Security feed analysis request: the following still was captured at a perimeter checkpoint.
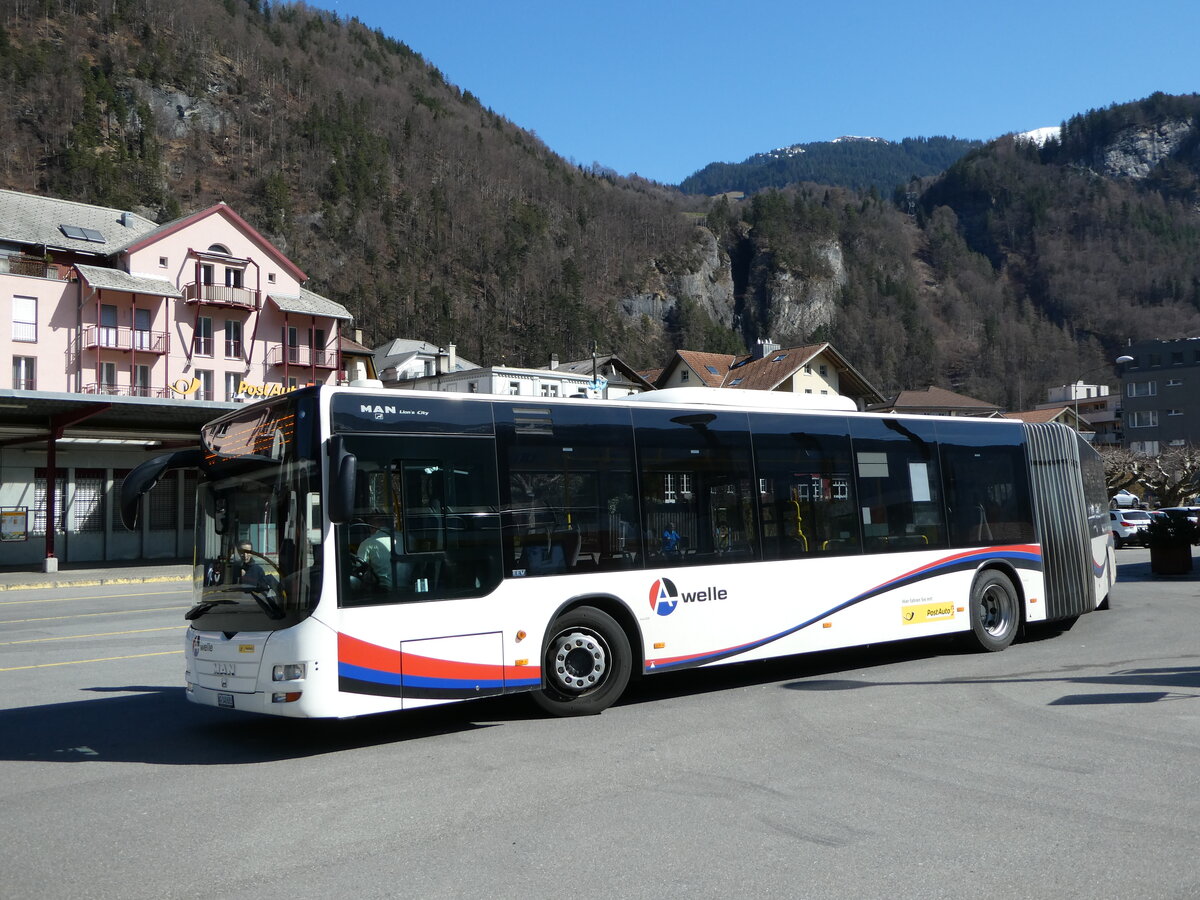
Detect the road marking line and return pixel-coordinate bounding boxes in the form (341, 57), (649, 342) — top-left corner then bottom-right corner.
(1, 589), (187, 606)
(0, 626), (187, 646)
(0, 649), (182, 671)
(0, 606), (188, 625)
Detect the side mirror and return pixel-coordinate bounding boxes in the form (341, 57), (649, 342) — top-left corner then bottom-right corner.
(328, 436), (356, 524)
(120, 449), (203, 530)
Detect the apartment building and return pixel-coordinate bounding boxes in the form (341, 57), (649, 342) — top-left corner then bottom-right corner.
(1119, 338), (1200, 454)
(0, 189), (352, 568)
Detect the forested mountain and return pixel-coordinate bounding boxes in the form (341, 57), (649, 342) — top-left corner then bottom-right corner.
(2, 1), (1199, 411)
(679, 136), (983, 196)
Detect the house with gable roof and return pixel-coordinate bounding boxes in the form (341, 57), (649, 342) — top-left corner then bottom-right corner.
(872, 386), (1004, 418)
(0, 188), (354, 568)
(654, 339), (884, 409)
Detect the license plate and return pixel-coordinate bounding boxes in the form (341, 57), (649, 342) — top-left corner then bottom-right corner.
(217, 693), (234, 708)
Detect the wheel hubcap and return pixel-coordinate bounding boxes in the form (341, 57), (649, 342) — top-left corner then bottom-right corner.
(548, 629), (607, 694)
(980, 584), (1013, 636)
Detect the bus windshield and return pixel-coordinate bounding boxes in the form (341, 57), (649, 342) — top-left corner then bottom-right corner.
(190, 395), (322, 631)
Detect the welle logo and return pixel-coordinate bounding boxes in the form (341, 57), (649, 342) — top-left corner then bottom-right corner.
(648, 577), (728, 616)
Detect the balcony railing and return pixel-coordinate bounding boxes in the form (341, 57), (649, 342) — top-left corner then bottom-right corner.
(83, 383), (171, 398)
(1, 253), (70, 280)
(82, 325), (170, 354)
(184, 282), (259, 309)
(12, 377), (35, 390)
(265, 346), (338, 368)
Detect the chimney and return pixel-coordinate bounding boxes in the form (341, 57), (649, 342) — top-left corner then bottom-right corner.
(436, 348), (448, 375)
(353, 328), (363, 344)
(751, 338), (780, 360)
(549, 353), (559, 371)
(448, 342), (457, 372)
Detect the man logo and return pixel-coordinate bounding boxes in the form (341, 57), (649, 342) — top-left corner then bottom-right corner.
(649, 577), (679, 617)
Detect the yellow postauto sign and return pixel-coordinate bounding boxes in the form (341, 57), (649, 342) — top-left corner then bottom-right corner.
(901, 601), (956, 625)
(169, 378), (298, 398)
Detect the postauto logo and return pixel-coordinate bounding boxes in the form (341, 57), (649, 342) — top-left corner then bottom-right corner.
(649, 577), (728, 616)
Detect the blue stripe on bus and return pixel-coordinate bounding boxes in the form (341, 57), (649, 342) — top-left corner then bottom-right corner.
(649, 547), (1042, 673)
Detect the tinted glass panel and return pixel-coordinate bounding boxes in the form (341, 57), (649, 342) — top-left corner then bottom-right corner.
(936, 421), (1035, 546)
(495, 403), (639, 576)
(751, 413), (860, 557)
(330, 392), (494, 435)
(633, 407), (757, 566)
(849, 417), (946, 552)
(337, 435), (501, 607)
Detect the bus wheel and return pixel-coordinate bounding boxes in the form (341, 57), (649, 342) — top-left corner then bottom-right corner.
(532, 606), (631, 717)
(968, 570), (1020, 652)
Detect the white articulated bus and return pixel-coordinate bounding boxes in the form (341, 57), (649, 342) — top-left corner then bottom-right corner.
(122, 384), (1114, 718)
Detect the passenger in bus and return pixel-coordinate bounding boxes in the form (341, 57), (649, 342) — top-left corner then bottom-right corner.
(662, 522), (682, 556)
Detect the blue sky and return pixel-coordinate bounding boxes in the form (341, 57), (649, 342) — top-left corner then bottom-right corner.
(317, 0), (1199, 185)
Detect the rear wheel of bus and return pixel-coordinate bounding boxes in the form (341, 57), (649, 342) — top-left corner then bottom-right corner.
(532, 606), (632, 717)
(968, 570), (1020, 651)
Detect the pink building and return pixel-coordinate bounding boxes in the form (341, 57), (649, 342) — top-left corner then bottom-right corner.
(0, 189), (354, 568)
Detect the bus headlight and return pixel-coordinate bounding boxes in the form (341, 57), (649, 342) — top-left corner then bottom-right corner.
(272, 663), (306, 681)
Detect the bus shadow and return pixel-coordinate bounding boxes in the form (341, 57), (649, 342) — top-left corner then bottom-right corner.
(783, 663), (1200, 706)
(0, 686), (532, 765)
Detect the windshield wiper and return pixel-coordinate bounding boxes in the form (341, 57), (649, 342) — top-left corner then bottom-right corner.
(185, 598), (237, 620)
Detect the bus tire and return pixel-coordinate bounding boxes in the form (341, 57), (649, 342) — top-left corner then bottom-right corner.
(532, 606), (631, 717)
(968, 570), (1020, 652)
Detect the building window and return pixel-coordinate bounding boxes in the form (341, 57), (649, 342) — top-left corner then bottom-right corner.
(1168, 409), (1183, 417)
(195, 369), (214, 401)
(540, 384), (559, 397)
(158, 256), (168, 268)
(508, 381), (520, 395)
(99, 304), (119, 347)
(225, 319), (242, 358)
(100, 362), (117, 393)
(819, 365), (828, 377)
(12, 295), (37, 342)
(225, 372), (241, 400)
(200, 263), (214, 286)
(1171, 352), (1184, 365)
(133, 365), (151, 397)
(267, 272), (276, 284)
(284, 326), (299, 363)
(195, 317), (213, 356)
(33, 469), (66, 534)
(467, 382), (478, 393)
(1127, 381), (1157, 398)
(1127, 410), (1158, 428)
(133, 308), (153, 350)
(73, 469), (105, 533)
(12, 356), (35, 390)
(225, 267), (243, 289)
(680, 370), (689, 383)
(1168, 379), (1183, 387)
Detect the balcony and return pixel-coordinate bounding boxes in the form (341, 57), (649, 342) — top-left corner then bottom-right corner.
(265, 346), (339, 369)
(1, 253), (71, 280)
(184, 282), (259, 309)
(83, 383), (171, 398)
(82, 325), (170, 354)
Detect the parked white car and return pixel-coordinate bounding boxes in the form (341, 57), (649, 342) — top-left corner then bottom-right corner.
(1110, 508), (1152, 547)
(1110, 489), (1140, 509)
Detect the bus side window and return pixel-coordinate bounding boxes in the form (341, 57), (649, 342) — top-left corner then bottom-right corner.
(850, 418), (947, 553)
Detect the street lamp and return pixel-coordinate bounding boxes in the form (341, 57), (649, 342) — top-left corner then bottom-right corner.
(1074, 355), (1133, 439)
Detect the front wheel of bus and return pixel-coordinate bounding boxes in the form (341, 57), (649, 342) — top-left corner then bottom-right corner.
(532, 606), (631, 717)
(968, 570), (1020, 652)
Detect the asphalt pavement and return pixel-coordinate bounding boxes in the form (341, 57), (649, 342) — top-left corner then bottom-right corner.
(0, 558), (192, 592)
